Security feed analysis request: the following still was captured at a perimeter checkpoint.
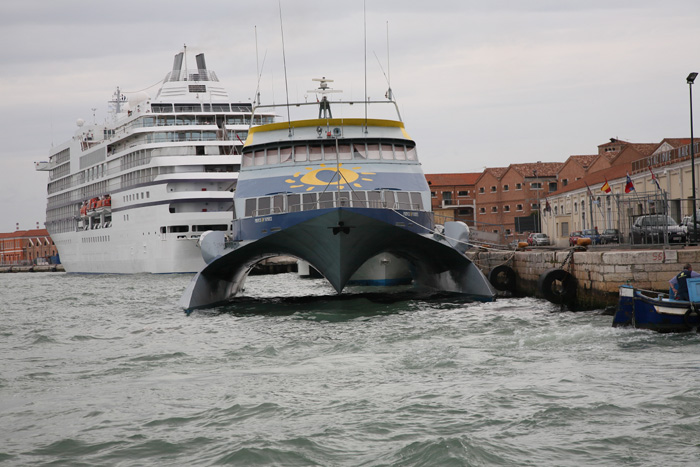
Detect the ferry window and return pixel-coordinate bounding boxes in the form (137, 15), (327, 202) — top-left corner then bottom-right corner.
(273, 194), (284, 213)
(384, 191), (395, 208)
(367, 144), (381, 160)
(254, 150), (265, 166)
(319, 192), (334, 209)
(368, 191), (381, 207)
(309, 145), (323, 161)
(351, 191), (366, 207)
(395, 145), (406, 160)
(324, 144), (338, 161)
(302, 193), (317, 211)
(294, 145), (308, 162)
(336, 192), (350, 207)
(280, 146), (293, 163)
(257, 197), (271, 215)
(243, 152), (253, 167)
(267, 147), (280, 165)
(353, 143), (367, 159)
(406, 147), (417, 160)
(410, 192), (423, 210)
(168, 225), (189, 233)
(160, 226), (166, 233)
(397, 192), (410, 208)
(381, 144), (394, 160)
(287, 194), (301, 212)
(245, 198), (257, 217)
(338, 145), (352, 160)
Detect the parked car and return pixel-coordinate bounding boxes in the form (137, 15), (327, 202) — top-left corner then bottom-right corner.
(630, 215), (686, 244)
(600, 228), (621, 244)
(569, 231), (583, 246)
(580, 228), (602, 245)
(531, 233), (549, 246)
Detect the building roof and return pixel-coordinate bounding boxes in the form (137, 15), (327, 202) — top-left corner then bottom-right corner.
(0, 229), (50, 239)
(548, 163), (633, 197)
(510, 162), (564, 178)
(566, 155), (598, 170)
(425, 173), (481, 186)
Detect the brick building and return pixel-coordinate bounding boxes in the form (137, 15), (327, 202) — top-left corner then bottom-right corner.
(425, 173), (480, 226)
(0, 229), (58, 265)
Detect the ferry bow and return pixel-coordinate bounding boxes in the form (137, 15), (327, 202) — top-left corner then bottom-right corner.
(179, 79), (496, 309)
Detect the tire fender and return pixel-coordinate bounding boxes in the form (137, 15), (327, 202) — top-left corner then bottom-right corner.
(489, 265), (516, 292)
(538, 268), (577, 305)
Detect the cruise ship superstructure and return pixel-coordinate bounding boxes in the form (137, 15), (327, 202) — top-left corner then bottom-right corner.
(36, 50), (273, 273)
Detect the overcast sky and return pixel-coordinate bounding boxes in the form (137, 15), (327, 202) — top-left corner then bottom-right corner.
(2, 0), (699, 232)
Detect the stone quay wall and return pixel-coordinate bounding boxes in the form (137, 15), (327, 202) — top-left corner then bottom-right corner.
(466, 247), (700, 309)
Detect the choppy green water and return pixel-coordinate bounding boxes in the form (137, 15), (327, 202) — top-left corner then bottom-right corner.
(2, 272), (699, 466)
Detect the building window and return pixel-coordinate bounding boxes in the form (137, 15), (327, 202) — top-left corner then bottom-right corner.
(503, 184), (509, 191)
(479, 187), (485, 194)
(431, 191), (436, 198)
(548, 182), (557, 192)
(531, 203), (539, 209)
(505, 229), (511, 235)
(458, 209), (470, 215)
(479, 207), (486, 214)
(561, 221), (570, 236)
(516, 183), (522, 190)
(554, 206), (558, 215)
(504, 205), (510, 212)
(562, 179), (568, 186)
(490, 186), (497, 192)
(530, 182), (542, 189)
(491, 206), (498, 213)
(516, 204), (523, 211)
(458, 190), (469, 196)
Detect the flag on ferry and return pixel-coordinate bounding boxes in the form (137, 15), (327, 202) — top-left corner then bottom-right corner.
(601, 178), (612, 193)
(625, 173), (635, 193)
(649, 166), (661, 190)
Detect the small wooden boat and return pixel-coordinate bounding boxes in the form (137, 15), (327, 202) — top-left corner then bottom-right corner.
(613, 279), (700, 332)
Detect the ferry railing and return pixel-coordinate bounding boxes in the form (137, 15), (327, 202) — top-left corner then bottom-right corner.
(250, 199), (422, 218)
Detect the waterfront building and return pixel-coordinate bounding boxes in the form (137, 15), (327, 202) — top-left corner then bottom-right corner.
(425, 173), (480, 226)
(0, 229), (58, 265)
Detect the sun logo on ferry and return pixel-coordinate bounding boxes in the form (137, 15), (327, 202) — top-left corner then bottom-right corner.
(285, 164), (375, 191)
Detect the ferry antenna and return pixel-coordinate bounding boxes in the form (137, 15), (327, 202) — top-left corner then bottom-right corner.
(278, 0), (292, 136)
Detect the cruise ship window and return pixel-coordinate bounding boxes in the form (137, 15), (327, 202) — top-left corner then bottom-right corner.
(324, 144), (338, 161)
(280, 147), (293, 163)
(294, 145), (308, 162)
(266, 148), (280, 165)
(353, 143), (367, 159)
(309, 145), (323, 161)
(395, 145), (406, 160)
(381, 144), (394, 160)
(338, 145), (351, 160)
(367, 144), (381, 160)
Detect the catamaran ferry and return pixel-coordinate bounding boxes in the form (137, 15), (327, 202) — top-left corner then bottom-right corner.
(36, 49), (274, 273)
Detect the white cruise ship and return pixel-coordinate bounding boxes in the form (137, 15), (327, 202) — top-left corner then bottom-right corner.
(36, 49), (273, 273)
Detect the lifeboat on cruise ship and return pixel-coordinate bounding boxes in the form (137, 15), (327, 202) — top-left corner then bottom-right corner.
(80, 202), (88, 217)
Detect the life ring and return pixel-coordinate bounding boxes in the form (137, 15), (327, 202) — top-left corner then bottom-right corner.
(489, 265), (516, 292)
(538, 268), (577, 305)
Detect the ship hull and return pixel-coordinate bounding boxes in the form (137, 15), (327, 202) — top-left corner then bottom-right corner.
(180, 207), (495, 309)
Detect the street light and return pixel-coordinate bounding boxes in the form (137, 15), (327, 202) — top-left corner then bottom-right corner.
(688, 72), (698, 242)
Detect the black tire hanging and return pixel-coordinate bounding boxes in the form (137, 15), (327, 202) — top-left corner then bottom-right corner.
(489, 265), (517, 292)
(538, 268), (577, 305)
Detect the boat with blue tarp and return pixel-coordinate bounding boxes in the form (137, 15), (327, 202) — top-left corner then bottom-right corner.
(613, 278), (700, 332)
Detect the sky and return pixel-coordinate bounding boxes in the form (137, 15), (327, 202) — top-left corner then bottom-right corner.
(2, 0), (700, 232)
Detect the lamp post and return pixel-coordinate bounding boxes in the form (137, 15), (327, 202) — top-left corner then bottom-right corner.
(688, 72), (698, 242)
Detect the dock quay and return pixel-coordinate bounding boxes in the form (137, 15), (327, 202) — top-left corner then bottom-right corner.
(467, 245), (700, 310)
(0, 264), (64, 273)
